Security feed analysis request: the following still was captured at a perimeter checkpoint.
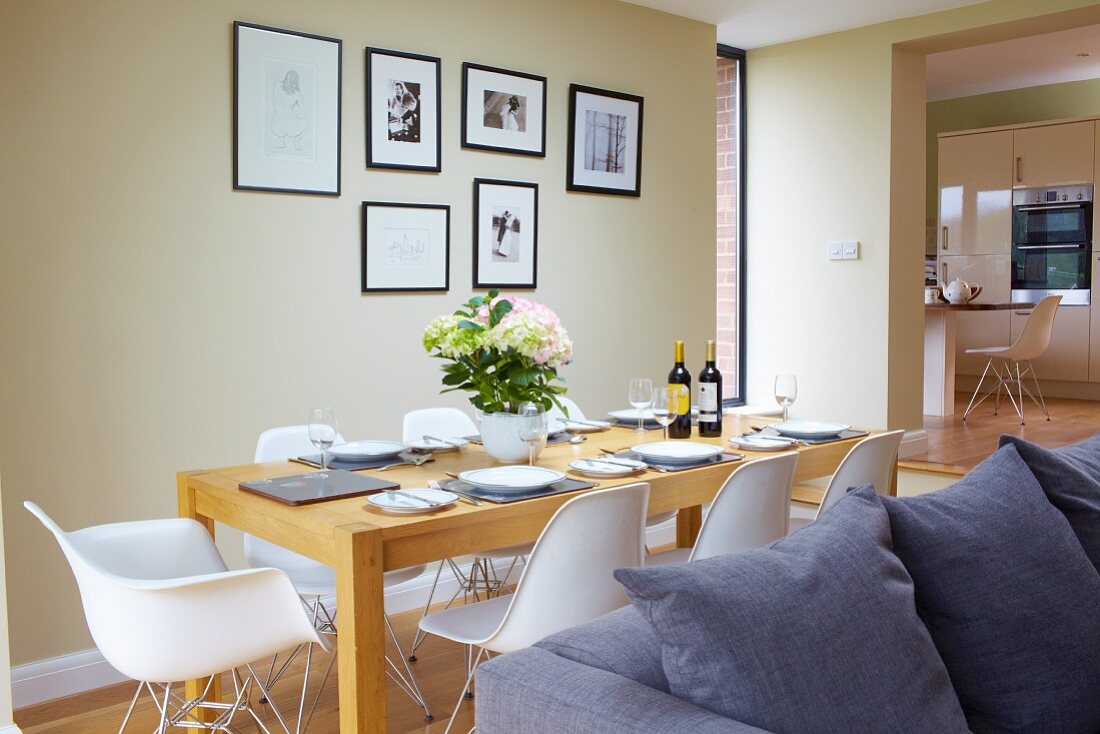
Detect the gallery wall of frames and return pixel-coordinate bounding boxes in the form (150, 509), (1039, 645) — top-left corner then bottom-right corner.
(233, 21), (644, 294)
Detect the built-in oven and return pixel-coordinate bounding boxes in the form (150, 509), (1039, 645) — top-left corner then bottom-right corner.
(1011, 185), (1093, 305)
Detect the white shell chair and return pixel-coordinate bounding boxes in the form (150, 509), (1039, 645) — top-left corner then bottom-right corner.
(25, 501), (325, 734)
(244, 426), (432, 727)
(403, 408), (534, 658)
(646, 452), (798, 566)
(963, 294), (1061, 424)
(789, 430), (904, 533)
(418, 482), (650, 733)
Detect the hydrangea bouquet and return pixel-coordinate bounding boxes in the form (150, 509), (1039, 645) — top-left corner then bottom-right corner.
(423, 290), (573, 414)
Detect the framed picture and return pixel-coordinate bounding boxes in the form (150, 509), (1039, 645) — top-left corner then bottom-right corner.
(365, 47), (441, 172)
(462, 63), (547, 157)
(361, 202), (450, 292)
(567, 84), (644, 197)
(473, 179), (538, 289)
(233, 21), (342, 196)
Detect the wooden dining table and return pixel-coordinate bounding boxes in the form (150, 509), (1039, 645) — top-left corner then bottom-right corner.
(176, 414), (887, 733)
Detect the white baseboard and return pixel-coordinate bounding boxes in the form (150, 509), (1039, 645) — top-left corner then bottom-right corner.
(0, 724), (23, 733)
(12, 523), (673, 709)
(899, 429), (928, 459)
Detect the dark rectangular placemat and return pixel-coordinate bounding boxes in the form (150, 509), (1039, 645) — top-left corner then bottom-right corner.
(610, 420), (663, 431)
(293, 453), (433, 471)
(607, 450), (743, 472)
(756, 429), (869, 446)
(240, 470), (398, 506)
(438, 478), (596, 504)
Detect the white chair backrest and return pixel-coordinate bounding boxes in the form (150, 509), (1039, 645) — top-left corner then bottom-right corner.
(24, 502), (322, 683)
(817, 430), (904, 518)
(546, 397), (586, 422)
(402, 408), (477, 442)
(691, 452), (798, 562)
(254, 425), (345, 463)
(486, 483), (649, 653)
(1007, 295), (1062, 361)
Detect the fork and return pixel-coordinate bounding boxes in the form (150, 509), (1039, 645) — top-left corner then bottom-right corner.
(430, 479), (482, 506)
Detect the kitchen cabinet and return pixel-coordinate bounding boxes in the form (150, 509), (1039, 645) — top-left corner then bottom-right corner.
(1013, 121), (1095, 189)
(1011, 305), (1090, 383)
(1091, 255), (1100, 382)
(941, 254), (1012, 375)
(937, 131), (1013, 255)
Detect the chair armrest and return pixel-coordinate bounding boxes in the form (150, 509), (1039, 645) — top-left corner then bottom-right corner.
(475, 647), (772, 734)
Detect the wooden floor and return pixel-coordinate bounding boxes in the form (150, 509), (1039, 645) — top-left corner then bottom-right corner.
(911, 394), (1100, 470)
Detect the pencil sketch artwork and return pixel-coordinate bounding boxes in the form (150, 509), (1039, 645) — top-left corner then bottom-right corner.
(384, 227), (430, 268)
(583, 110), (627, 173)
(264, 58), (315, 158)
(482, 90), (526, 132)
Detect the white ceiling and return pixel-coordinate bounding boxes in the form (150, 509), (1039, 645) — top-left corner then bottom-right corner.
(622, 0), (986, 49)
(926, 24), (1100, 101)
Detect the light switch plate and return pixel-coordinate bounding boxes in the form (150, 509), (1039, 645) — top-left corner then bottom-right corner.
(841, 240), (860, 260)
(826, 241), (844, 260)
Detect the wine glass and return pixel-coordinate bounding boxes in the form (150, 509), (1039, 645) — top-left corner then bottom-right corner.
(774, 375), (798, 422)
(518, 402), (548, 467)
(628, 378), (654, 431)
(307, 405), (337, 477)
(652, 387), (676, 441)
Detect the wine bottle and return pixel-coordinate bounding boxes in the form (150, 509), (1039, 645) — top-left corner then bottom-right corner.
(698, 340), (723, 437)
(668, 340), (692, 439)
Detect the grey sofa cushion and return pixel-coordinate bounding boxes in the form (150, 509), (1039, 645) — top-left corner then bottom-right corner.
(535, 604), (669, 692)
(999, 432), (1100, 573)
(880, 444), (1100, 734)
(476, 646), (769, 734)
(615, 486), (967, 734)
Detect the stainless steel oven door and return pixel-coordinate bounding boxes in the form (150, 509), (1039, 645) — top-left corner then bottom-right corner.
(1011, 241), (1091, 305)
(1012, 202), (1091, 246)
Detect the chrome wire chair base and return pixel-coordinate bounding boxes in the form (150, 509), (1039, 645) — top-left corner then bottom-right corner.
(410, 556), (521, 659)
(439, 645), (497, 734)
(962, 357), (1051, 425)
(258, 595), (432, 730)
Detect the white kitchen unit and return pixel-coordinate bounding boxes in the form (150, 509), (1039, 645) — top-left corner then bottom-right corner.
(938, 131), (1013, 256)
(940, 254), (1012, 376)
(1010, 305), (1090, 383)
(1013, 121), (1095, 189)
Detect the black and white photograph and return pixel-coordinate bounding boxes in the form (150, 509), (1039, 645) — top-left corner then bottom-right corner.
(366, 48), (441, 171)
(234, 22), (341, 195)
(361, 201), (450, 292)
(474, 178), (538, 288)
(567, 84), (643, 196)
(462, 63), (546, 156)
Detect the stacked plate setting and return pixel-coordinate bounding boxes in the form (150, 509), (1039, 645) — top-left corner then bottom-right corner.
(458, 466), (567, 493)
(328, 440), (407, 461)
(570, 457), (647, 477)
(367, 488), (458, 514)
(630, 441), (724, 464)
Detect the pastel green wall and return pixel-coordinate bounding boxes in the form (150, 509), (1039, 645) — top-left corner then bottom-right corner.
(927, 78), (1100, 222)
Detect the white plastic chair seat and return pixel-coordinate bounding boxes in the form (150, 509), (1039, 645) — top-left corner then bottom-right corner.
(647, 510), (677, 527)
(475, 542), (535, 560)
(644, 547), (691, 567)
(965, 345), (1013, 355)
(417, 594), (512, 646)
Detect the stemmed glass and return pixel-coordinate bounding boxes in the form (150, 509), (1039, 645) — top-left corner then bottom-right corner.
(652, 387), (676, 441)
(774, 375), (798, 422)
(307, 405), (337, 477)
(628, 378), (654, 432)
(518, 402), (548, 467)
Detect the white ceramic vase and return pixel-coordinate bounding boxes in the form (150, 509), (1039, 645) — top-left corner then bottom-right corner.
(478, 411), (547, 464)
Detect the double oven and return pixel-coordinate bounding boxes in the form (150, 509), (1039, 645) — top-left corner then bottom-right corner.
(1011, 184), (1093, 305)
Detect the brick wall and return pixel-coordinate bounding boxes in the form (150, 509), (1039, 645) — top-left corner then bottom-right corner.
(716, 56), (739, 399)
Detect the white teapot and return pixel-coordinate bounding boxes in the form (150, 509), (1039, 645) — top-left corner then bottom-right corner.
(943, 277), (982, 304)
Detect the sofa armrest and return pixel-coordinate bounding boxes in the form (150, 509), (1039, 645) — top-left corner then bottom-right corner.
(475, 647), (772, 734)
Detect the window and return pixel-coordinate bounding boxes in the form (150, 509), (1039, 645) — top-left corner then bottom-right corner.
(717, 45), (745, 405)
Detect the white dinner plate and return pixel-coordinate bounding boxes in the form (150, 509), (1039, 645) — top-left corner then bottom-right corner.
(608, 408), (657, 422)
(404, 436), (469, 452)
(631, 441), (724, 464)
(569, 457), (647, 477)
(729, 435), (798, 452)
(366, 488), (458, 514)
(771, 421), (850, 439)
(329, 440), (407, 460)
(458, 466), (567, 492)
(551, 418), (612, 434)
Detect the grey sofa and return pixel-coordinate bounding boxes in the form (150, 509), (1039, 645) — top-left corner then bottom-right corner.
(474, 434), (1100, 734)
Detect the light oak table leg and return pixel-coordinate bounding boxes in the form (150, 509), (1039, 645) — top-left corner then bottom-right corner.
(335, 524), (387, 734)
(676, 505), (703, 548)
(176, 472), (221, 720)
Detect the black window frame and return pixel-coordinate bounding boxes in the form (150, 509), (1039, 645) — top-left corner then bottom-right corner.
(718, 44), (747, 407)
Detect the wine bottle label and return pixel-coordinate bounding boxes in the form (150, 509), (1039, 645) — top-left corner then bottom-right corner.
(670, 384), (690, 415)
(699, 383), (719, 423)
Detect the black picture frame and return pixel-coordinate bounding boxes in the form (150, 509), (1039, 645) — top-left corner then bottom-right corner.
(361, 201), (451, 293)
(233, 21), (342, 196)
(461, 62), (547, 157)
(473, 178), (538, 289)
(365, 47), (442, 172)
(566, 83), (644, 197)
